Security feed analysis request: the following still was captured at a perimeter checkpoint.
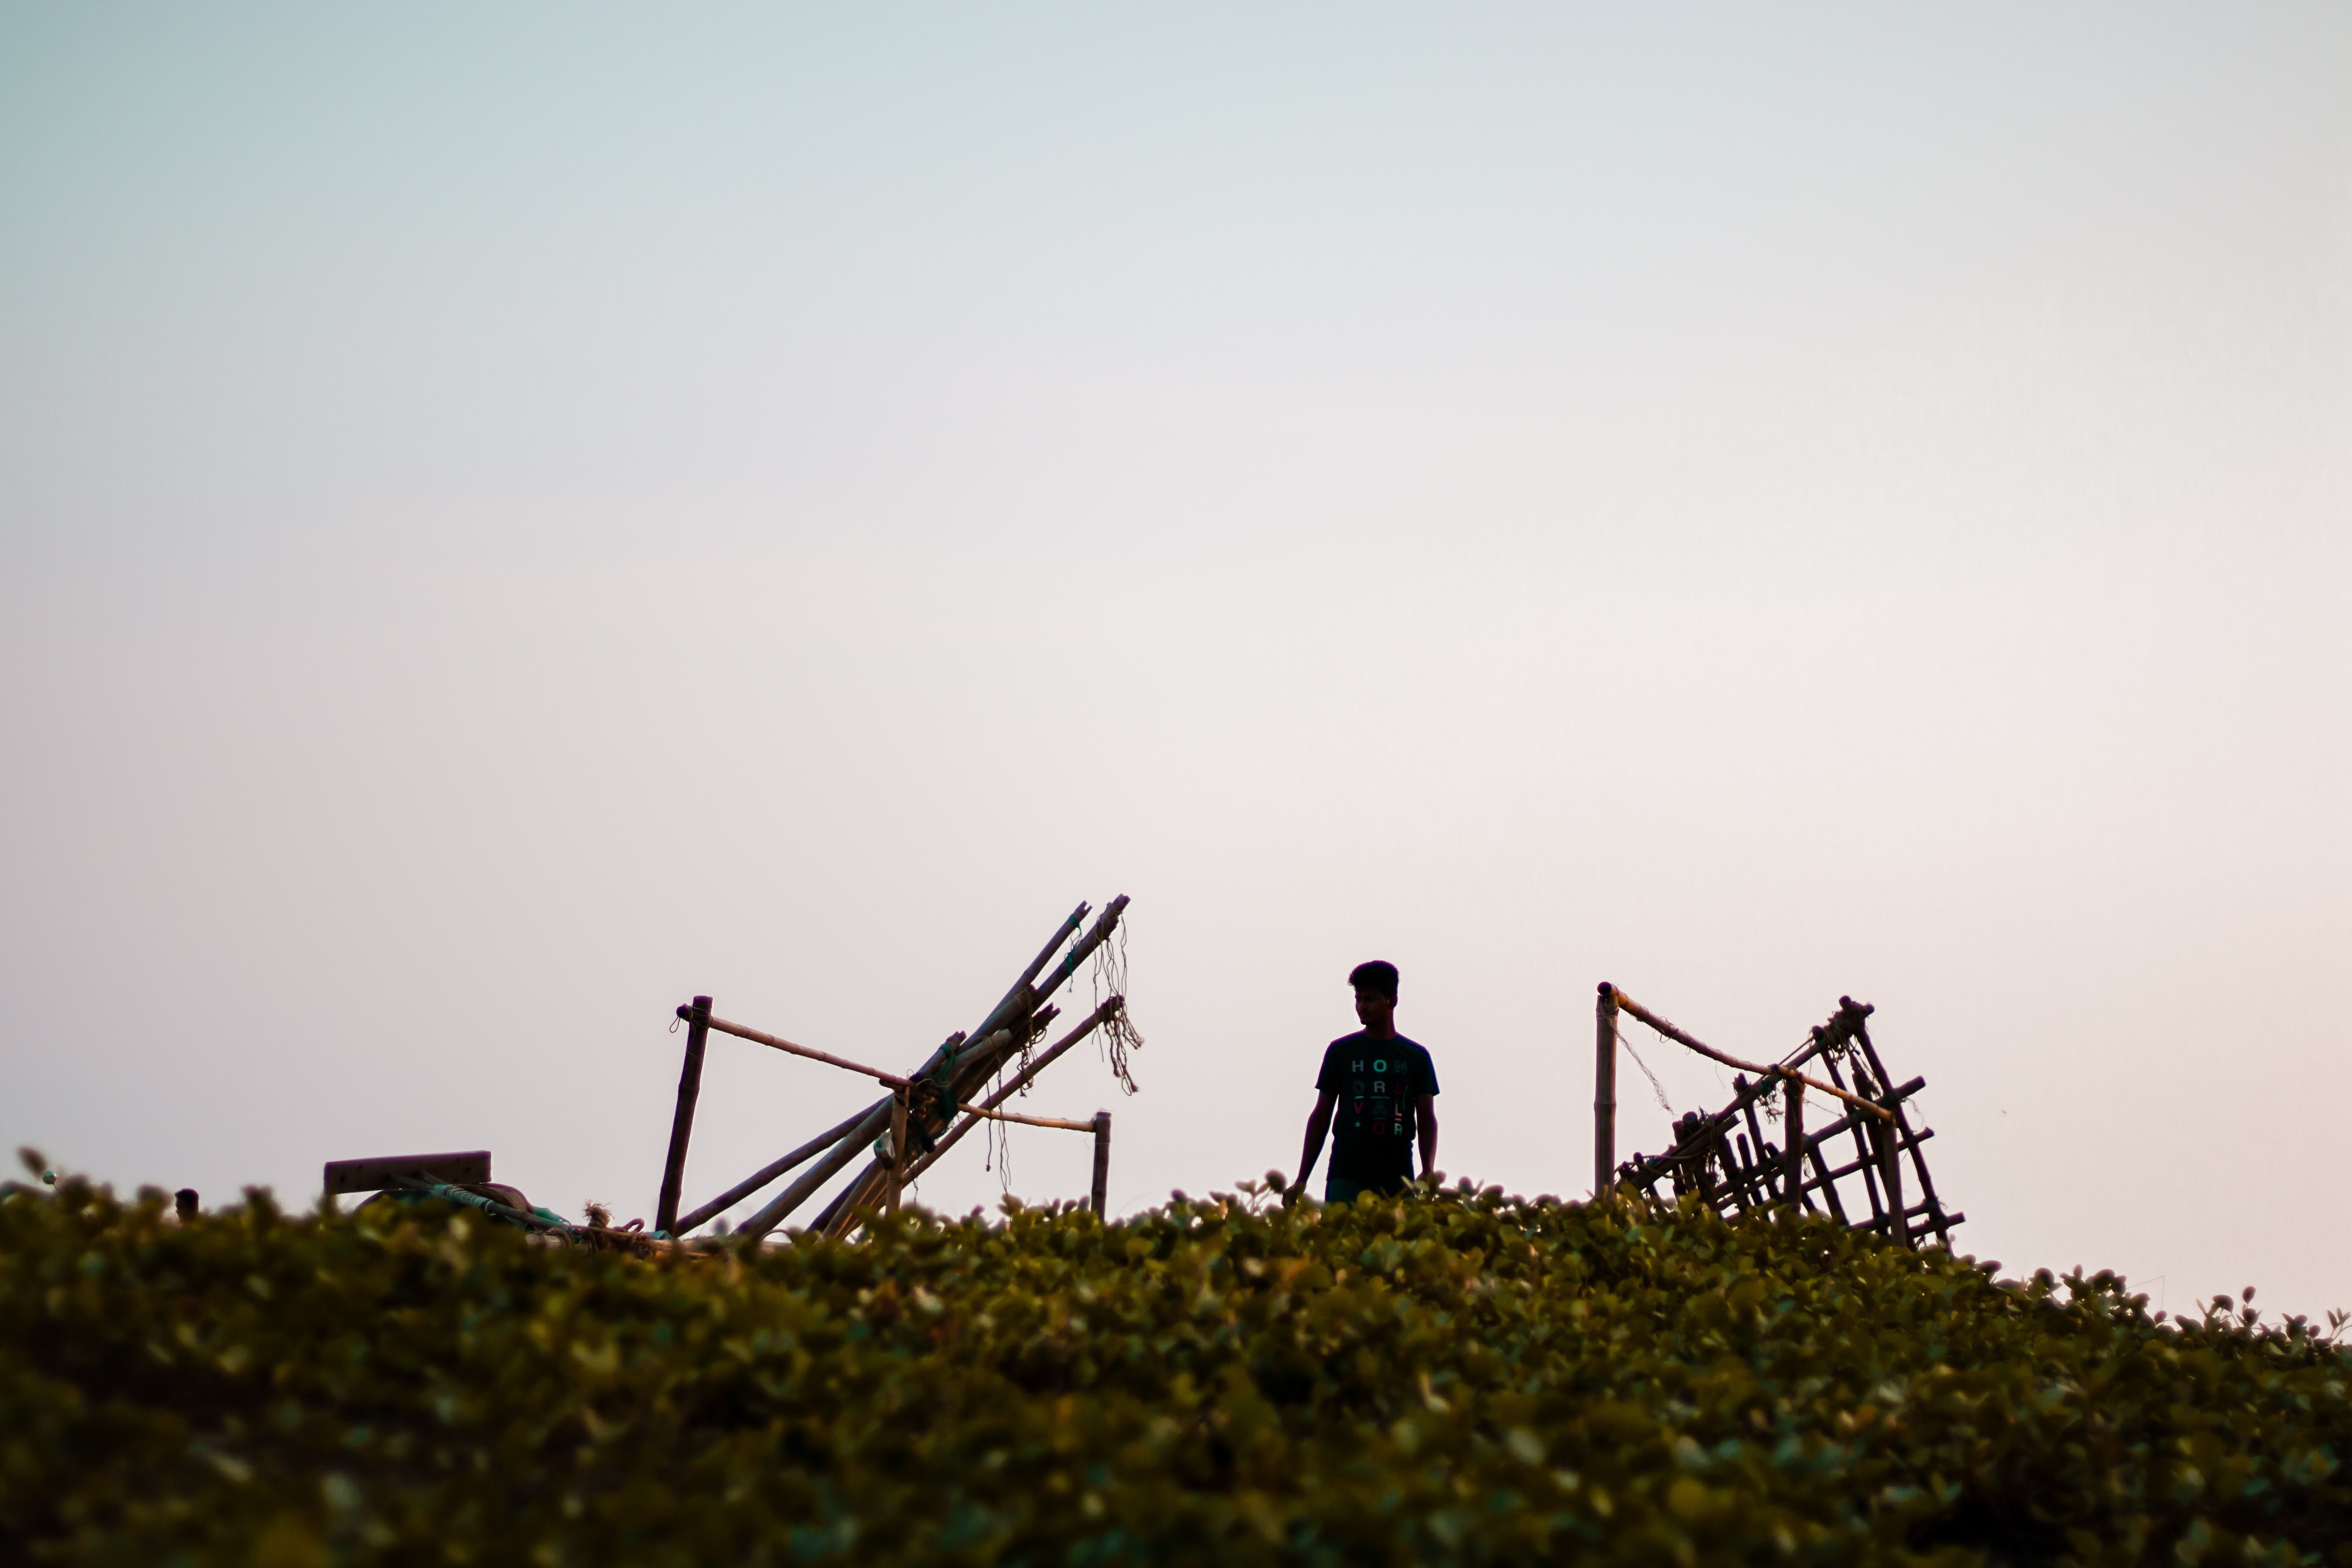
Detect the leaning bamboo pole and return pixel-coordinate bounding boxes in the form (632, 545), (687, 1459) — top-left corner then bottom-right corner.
(810, 994), (1122, 1238)
(671, 1104), (875, 1237)
(1603, 985), (1892, 1122)
(804, 1006), (1062, 1237)
(900, 996), (1127, 1185)
(797, 900), (1131, 1237)
(733, 1025), (1011, 1240)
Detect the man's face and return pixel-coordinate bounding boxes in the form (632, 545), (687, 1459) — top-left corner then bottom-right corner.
(1354, 986), (1395, 1030)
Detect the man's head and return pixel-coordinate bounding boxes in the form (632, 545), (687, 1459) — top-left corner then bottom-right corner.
(1350, 960), (1398, 1031)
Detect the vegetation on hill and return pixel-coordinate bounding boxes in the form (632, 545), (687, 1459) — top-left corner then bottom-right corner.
(4, 1160), (2347, 1566)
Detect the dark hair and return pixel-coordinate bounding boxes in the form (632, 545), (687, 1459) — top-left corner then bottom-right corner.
(1348, 960), (1399, 999)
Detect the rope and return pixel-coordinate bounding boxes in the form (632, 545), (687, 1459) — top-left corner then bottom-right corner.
(1621, 1028), (1673, 1114)
(1091, 921), (1143, 1095)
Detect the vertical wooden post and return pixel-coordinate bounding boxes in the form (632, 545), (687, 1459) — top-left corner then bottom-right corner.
(654, 995), (712, 1237)
(1781, 1072), (1805, 1209)
(886, 1088), (908, 1215)
(1594, 983), (1619, 1198)
(1091, 1111), (1112, 1218)
(1879, 1091), (1907, 1245)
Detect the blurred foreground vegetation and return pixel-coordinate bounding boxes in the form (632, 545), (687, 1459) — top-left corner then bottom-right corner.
(4, 1161), (2347, 1566)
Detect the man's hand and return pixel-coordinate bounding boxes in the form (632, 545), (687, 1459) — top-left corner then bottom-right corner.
(1298, 1091), (1337, 1199)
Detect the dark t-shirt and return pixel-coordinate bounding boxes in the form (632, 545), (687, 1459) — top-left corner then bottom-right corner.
(1316, 1031), (1439, 1183)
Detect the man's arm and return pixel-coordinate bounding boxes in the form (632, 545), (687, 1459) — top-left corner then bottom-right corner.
(1296, 1091), (1336, 1192)
(1416, 1094), (1438, 1182)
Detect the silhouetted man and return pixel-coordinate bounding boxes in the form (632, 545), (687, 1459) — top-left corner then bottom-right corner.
(1295, 960), (1439, 1203)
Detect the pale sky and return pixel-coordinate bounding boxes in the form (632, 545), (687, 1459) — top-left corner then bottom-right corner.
(4, 6), (2348, 1321)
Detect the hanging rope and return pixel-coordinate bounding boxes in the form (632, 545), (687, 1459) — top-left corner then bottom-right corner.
(1622, 1025), (1673, 1114)
(1091, 921), (1144, 1095)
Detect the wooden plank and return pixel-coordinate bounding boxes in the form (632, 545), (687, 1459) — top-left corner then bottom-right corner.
(324, 1151), (490, 1195)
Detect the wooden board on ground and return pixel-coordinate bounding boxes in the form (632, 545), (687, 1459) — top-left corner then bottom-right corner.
(324, 1151), (492, 1194)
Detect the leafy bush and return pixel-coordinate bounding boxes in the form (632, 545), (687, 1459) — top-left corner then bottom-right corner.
(4, 1166), (2347, 1566)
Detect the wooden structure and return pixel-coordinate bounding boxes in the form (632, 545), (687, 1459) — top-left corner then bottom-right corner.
(655, 897), (1136, 1240)
(1594, 984), (1960, 1249)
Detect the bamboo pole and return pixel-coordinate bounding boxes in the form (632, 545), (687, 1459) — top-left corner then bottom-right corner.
(1782, 1075), (1805, 1209)
(1028, 897), (1130, 1011)
(699, 1014), (910, 1087)
(956, 1104), (1099, 1132)
(1849, 1012), (1946, 1246)
(886, 1089), (907, 1214)
(739, 897), (1127, 1242)
(1594, 982), (1618, 1197)
(1878, 1088), (1907, 1245)
(1604, 986), (1892, 1122)
(803, 1009), (1058, 1236)
(1736, 1076), (1780, 1203)
(733, 1026), (1011, 1241)
(654, 996), (712, 1236)
(981, 902), (1089, 1034)
(1091, 1111), (1111, 1218)
(672, 1104), (874, 1236)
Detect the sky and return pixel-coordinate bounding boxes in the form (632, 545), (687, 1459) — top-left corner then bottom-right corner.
(4, 5), (2347, 1323)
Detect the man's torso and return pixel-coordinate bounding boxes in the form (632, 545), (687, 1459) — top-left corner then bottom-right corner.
(1316, 1032), (1438, 1182)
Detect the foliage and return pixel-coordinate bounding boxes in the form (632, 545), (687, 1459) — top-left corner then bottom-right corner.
(4, 1162), (2348, 1567)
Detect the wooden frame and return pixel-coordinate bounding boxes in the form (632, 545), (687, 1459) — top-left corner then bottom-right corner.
(654, 897), (1135, 1240)
(1595, 988), (1961, 1249)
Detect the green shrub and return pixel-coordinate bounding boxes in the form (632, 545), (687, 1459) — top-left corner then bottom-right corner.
(3, 1167), (2346, 1566)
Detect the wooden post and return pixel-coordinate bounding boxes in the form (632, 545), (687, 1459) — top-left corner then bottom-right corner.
(1879, 1089), (1906, 1245)
(655, 995), (711, 1237)
(1594, 984), (1619, 1197)
(1782, 1073), (1804, 1209)
(886, 1088), (908, 1215)
(1091, 1111), (1112, 1218)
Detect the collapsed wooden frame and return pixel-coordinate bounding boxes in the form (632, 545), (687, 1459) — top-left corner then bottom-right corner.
(1593, 984), (1961, 1250)
(652, 897), (1133, 1241)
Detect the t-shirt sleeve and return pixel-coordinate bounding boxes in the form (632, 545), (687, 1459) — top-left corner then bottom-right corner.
(1315, 1043), (1344, 1095)
(1418, 1045), (1439, 1097)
